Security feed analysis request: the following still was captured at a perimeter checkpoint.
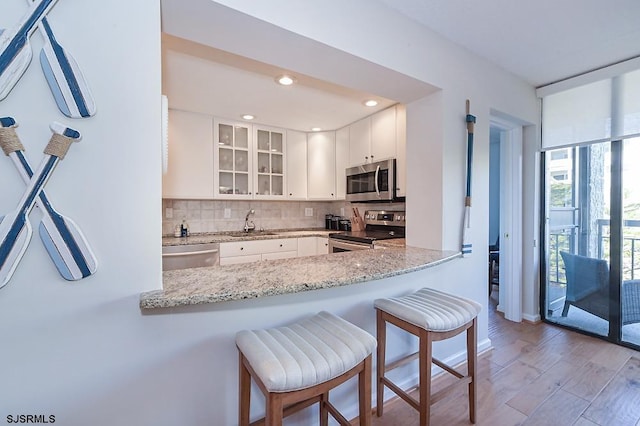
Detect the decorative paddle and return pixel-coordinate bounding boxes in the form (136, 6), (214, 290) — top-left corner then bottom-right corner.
(0, 121), (80, 288)
(28, 0), (96, 118)
(0, 117), (96, 281)
(0, 0), (59, 100)
(462, 99), (476, 257)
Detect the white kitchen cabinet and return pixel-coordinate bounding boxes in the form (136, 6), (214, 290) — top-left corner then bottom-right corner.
(162, 110), (214, 199)
(335, 127), (349, 200)
(347, 105), (402, 166)
(371, 106), (397, 161)
(214, 119), (253, 199)
(219, 238), (298, 265)
(254, 126), (286, 199)
(286, 130), (308, 199)
(348, 116), (371, 166)
(316, 237), (329, 254)
(297, 237), (317, 257)
(307, 131), (336, 200)
(395, 104), (407, 197)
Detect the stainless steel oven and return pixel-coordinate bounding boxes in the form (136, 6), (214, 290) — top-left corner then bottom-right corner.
(345, 159), (395, 202)
(328, 210), (405, 253)
(328, 239), (374, 252)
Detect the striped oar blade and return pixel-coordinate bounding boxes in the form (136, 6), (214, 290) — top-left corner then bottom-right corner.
(36, 15), (96, 118)
(0, 0), (59, 100)
(0, 121), (80, 288)
(0, 117), (97, 280)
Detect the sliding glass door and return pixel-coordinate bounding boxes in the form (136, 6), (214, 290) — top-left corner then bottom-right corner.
(541, 67), (640, 349)
(543, 143), (611, 338)
(622, 137), (640, 346)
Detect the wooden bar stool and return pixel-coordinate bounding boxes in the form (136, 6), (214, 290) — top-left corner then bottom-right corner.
(236, 311), (377, 426)
(374, 288), (482, 425)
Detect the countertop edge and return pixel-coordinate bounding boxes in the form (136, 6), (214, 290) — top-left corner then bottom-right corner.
(140, 248), (461, 310)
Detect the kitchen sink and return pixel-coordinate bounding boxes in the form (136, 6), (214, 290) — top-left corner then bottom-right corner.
(223, 231), (279, 237)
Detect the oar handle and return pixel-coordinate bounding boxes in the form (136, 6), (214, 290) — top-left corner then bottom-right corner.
(0, 118), (24, 156)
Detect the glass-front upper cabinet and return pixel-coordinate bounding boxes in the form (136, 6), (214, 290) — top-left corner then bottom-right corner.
(214, 119), (253, 199)
(254, 126), (285, 199)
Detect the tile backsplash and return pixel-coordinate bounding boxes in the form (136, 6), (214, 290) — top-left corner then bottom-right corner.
(162, 199), (345, 236)
(162, 200), (406, 236)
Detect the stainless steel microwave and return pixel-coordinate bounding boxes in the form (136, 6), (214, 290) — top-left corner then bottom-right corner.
(345, 159), (396, 202)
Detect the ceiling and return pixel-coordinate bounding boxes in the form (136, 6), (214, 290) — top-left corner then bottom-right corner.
(376, 0), (640, 88)
(161, 0), (640, 131)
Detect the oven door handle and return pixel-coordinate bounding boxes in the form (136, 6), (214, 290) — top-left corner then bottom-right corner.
(374, 164), (381, 197)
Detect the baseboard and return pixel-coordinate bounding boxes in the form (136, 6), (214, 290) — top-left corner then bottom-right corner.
(522, 312), (541, 323)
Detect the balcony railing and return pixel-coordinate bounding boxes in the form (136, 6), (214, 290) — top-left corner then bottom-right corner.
(548, 218), (640, 284)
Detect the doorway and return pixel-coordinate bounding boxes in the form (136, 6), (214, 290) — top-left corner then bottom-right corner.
(490, 115), (524, 322)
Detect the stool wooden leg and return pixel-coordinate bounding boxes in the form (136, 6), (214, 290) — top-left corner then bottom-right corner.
(319, 392), (329, 426)
(359, 355), (372, 426)
(467, 317), (478, 424)
(419, 330), (432, 426)
(239, 352), (251, 426)
(376, 310), (386, 417)
(265, 393), (283, 426)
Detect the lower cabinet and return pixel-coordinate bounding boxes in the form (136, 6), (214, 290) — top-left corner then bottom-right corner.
(316, 237), (329, 254)
(220, 238), (298, 265)
(220, 236), (329, 264)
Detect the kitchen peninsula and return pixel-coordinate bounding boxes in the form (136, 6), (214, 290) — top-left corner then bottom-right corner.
(140, 245), (459, 309)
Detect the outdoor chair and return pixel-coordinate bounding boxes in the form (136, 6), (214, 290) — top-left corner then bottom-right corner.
(560, 251), (640, 325)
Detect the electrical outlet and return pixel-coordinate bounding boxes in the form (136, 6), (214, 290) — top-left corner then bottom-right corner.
(224, 208), (231, 219)
(305, 207), (313, 217)
(165, 208), (173, 219)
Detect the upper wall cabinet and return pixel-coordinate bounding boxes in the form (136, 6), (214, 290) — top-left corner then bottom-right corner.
(213, 119), (253, 199)
(254, 126), (286, 199)
(349, 105), (399, 166)
(346, 104), (407, 197)
(286, 130), (308, 200)
(335, 127), (349, 200)
(307, 131), (336, 200)
(162, 109), (214, 199)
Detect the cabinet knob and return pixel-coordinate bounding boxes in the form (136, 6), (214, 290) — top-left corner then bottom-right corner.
(371, 155), (374, 159)
(240, 247), (244, 251)
(279, 244), (283, 247)
(365, 156), (368, 161)
(289, 193), (292, 196)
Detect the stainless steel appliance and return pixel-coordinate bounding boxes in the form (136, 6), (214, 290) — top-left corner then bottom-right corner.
(345, 159), (396, 202)
(328, 210), (405, 252)
(162, 243), (220, 270)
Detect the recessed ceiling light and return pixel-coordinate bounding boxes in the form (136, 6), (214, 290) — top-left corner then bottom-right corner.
(364, 99), (378, 107)
(242, 114), (255, 120)
(276, 75), (296, 86)
(311, 127), (322, 132)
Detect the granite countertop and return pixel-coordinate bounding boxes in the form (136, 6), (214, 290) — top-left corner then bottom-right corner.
(141, 246), (459, 309)
(162, 228), (336, 246)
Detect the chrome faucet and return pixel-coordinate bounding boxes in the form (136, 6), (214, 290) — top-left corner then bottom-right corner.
(244, 209), (256, 232)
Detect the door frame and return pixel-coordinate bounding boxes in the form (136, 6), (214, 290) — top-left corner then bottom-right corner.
(490, 116), (523, 322)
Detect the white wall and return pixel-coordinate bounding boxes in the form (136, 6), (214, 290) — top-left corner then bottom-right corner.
(1, 1), (541, 425)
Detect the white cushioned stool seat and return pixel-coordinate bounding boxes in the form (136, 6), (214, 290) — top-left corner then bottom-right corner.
(374, 287), (481, 332)
(374, 287), (481, 425)
(236, 311), (376, 392)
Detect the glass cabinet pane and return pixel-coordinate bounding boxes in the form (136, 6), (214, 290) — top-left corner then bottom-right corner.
(271, 132), (283, 153)
(235, 126), (248, 149)
(272, 154), (283, 174)
(235, 150), (248, 172)
(236, 173), (249, 195)
(257, 153), (270, 174)
(272, 176), (283, 195)
(258, 175), (270, 195)
(219, 172), (233, 194)
(219, 148), (233, 171)
(257, 130), (270, 151)
(219, 124), (233, 146)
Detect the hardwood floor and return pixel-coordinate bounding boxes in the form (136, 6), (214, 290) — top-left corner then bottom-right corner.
(358, 293), (640, 426)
